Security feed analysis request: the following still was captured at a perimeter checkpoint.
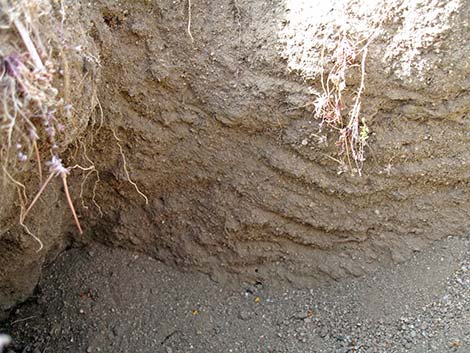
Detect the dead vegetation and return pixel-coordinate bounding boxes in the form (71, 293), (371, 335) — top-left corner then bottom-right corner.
(314, 34), (373, 176)
(0, 1), (150, 251)
(0, 0), (92, 250)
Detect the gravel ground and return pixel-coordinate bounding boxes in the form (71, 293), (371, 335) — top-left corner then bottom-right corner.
(1, 235), (469, 353)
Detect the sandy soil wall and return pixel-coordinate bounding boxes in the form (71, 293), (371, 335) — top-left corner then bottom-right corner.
(1, 0), (469, 315)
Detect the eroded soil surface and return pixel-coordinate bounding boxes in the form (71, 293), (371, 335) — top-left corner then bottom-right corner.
(2, 234), (469, 353)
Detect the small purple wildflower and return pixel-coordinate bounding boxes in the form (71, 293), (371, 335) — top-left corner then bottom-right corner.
(46, 155), (69, 176)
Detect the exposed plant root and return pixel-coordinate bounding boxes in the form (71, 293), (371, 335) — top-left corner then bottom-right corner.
(22, 172), (54, 221)
(13, 18), (45, 71)
(347, 45), (369, 175)
(90, 176), (102, 216)
(187, 0), (194, 42)
(2, 166), (27, 205)
(0, 0), (99, 245)
(95, 96), (104, 133)
(2, 167), (44, 251)
(78, 166), (103, 217)
(19, 217), (43, 253)
(22, 155), (88, 236)
(112, 129), (149, 205)
(314, 33), (375, 175)
(61, 173), (83, 234)
(77, 141), (103, 216)
(33, 141), (43, 185)
(1, 1), (63, 179)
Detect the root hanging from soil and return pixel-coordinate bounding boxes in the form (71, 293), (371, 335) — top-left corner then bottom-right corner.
(2, 166), (44, 251)
(112, 129), (149, 205)
(314, 34), (375, 176)
(77, 141), (103, 217)
(22, 156), (95, 240)
(1, 0), (102, 248)
(187, 0), (194, 42)
(61, 173), (83, 235)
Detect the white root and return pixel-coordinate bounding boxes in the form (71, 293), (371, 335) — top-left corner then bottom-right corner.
(13, 18), (45, 72)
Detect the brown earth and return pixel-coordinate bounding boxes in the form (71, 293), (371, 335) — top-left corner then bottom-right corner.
(1, 0), (470, 318)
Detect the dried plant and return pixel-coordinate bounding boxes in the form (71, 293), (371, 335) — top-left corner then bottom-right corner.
(315, 34), (373, 176)
(0, 0), (89, 250)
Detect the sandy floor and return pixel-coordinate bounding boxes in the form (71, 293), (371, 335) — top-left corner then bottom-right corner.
(2, 235), (469, 353)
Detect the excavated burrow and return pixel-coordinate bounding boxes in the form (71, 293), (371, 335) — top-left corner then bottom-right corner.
(1, 0), (470, 316)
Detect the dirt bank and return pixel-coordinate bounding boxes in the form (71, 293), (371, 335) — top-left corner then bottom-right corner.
(1, 0), (470, 316)
(80, 0), (470, 285)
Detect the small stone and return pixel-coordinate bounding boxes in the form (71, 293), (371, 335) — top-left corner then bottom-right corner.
(238, 310), (251, 321)
(319, 327), (329, 338)
(245, 286), (258, 296)
(293, 311), (309, 320)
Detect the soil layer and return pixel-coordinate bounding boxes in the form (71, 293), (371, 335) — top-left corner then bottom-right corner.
(1, 0), (470, 316)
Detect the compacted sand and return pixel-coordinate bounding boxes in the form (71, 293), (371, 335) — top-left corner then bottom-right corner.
(2, 234), (469, 353)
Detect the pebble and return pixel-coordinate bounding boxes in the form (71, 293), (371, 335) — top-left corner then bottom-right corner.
(293, 311), (309, 320)
(238, 310), (251, 321)
(319, 327), (329, 338)
(245, 286), (258, 296)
